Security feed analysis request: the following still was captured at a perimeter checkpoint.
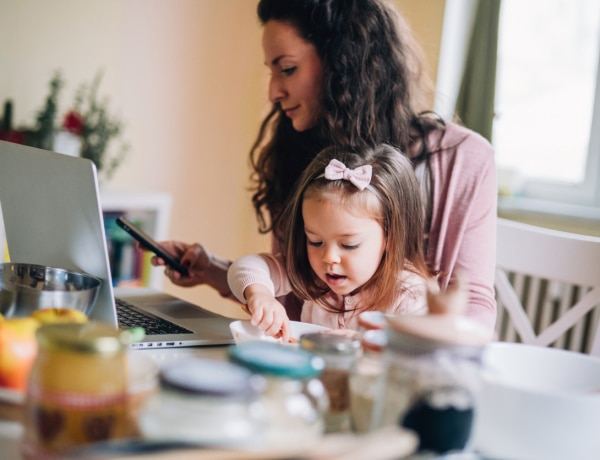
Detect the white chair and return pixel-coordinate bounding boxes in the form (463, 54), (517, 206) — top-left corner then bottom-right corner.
(495, 217), (600, 355)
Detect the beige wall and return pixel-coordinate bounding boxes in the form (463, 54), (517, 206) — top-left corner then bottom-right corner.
(0, 0), (446, 318)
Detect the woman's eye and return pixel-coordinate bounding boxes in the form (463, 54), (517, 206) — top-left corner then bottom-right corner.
(281, 66), (296, 76)
(342, 244), (359, 250)
(307, 240), (322, 247)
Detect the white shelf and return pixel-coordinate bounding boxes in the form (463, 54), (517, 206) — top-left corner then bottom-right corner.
(100, 190), (173, 290)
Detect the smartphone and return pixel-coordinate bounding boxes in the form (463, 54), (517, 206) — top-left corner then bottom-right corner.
(115, 216), (189, 277)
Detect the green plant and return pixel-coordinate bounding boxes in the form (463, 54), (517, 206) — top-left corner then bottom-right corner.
(26, 71), (64, 150)
(23, 70), (128, 181)
(72, 72), (129, 181)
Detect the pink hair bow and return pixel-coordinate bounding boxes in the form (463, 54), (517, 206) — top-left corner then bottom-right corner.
(323, 159), (373, 190)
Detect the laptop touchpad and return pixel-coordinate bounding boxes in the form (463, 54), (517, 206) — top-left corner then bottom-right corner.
(157, 304), (215, 319)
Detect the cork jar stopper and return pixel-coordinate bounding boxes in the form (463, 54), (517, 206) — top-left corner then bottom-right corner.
(386, 274), (492, 348)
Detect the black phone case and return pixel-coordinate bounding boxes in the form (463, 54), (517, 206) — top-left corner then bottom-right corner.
(115, 216), (189, 277)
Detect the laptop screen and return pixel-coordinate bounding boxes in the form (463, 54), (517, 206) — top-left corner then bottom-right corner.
(0, 140), (118, 325)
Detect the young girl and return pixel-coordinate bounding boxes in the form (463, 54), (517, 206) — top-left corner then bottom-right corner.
(227, 144), (433, 340)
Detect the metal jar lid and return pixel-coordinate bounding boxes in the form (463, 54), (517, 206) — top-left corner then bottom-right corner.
(159, 358), (266, 399)
(361, 329), (388, 353)
(228, 342), (324, 379)
(36, 322), (125, 355)
(299, 332), (361, 355)
(357, 311), (387, 330)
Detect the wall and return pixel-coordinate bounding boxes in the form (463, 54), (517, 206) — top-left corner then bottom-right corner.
(0, 0), (446, 318)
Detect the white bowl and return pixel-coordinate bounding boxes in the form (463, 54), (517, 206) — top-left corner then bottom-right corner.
(472, 342), (600, 460)
(229, 320), (330, 346)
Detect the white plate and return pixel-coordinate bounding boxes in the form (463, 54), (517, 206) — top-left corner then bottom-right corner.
(229, 320), (330, 346)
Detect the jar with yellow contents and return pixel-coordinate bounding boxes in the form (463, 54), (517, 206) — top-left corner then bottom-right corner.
(22, 322), (130, 459)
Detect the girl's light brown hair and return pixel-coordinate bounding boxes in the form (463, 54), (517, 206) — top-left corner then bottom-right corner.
(283, 144), (430, 313)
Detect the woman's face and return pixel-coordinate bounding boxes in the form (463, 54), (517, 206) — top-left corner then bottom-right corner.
(262, 20), (324, 132)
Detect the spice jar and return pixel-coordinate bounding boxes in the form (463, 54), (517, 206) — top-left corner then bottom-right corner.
(370, 283), (491, 455)
(228, 342), (329, 451)
(300, 332), (361, 433)
(349, 328), (388, 433)
(137, 357), (267, 448)
(22, 322), (130, 459)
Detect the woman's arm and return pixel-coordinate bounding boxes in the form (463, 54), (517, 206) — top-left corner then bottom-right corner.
(427, 124), (498, 334)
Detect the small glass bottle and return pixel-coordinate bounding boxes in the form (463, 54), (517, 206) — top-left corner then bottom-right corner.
(349, 329), (388, 433)
(137, 357), (267, 448)
(22, 322), (130, 459)
(299, 332), (361, 433)
(228, 342), (329, 451)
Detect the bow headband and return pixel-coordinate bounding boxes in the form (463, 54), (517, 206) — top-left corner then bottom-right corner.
(316, 159), (378, 195)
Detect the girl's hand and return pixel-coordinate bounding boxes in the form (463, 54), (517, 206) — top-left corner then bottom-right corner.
(244, 284), (291, 342)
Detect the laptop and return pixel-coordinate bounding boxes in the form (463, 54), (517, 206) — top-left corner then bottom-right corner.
(0, 140), (235, 348)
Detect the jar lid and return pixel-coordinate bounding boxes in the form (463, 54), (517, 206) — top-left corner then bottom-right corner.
(385, 276), (492, 354)
(299, 331), (361, 355)
(357, 311), (386, 330)
(385, 315), (490, 355)
(361, 329), (388, 353)
(228, 342), (325, 379)
(36, 322), (124, 355)
(159, 358), (265, 398)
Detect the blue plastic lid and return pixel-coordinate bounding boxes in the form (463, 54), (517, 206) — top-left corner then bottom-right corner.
(159, 357), (265, 398)
(228, 342), (325, 379)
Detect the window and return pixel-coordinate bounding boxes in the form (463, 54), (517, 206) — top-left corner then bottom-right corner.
(493, 0), (600, 209)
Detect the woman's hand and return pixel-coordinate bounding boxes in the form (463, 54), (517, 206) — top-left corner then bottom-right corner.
(147, 241), (232, 297)
(244, 284), (291, 342)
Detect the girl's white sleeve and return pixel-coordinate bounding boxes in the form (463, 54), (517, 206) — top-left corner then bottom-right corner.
(227, 253), (291, 303)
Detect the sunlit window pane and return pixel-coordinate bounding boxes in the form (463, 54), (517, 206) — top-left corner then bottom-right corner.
(494, 0), (600, 185)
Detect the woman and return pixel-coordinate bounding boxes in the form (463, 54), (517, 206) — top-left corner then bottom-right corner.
(155, 0), (497, 333)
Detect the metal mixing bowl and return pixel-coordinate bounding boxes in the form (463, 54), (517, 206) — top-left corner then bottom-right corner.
(0, 263), (102, 318)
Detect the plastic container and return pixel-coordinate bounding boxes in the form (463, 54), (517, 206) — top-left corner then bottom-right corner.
(137, 358), (267, 448)
(228, 342), (329, 451)
(22, 322), (130, 459)
(299, 332), (361, 433)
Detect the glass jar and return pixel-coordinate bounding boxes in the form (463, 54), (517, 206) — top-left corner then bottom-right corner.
(22, 322), (130, 459)
(228, 342), (329, 451)
(349, 329), (388, 433)
(371, 314), (489, 455)
(299, 332), (361, 433)
(137, 357), (266, 448)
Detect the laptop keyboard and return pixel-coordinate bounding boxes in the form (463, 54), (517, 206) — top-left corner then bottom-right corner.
(115, 297), (193, 335)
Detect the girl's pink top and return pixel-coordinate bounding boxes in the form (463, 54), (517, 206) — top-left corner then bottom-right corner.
(228, 252), (429, 330)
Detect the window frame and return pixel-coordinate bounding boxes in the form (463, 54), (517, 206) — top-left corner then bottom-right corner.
(436, 0), (600, 223)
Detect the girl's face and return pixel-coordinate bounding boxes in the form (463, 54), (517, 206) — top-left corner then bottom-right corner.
(262, 20), (324, 132)
(302, 195), (386, 297)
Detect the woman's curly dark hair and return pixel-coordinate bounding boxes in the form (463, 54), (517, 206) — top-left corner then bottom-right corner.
(250, 0), (445, 238)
